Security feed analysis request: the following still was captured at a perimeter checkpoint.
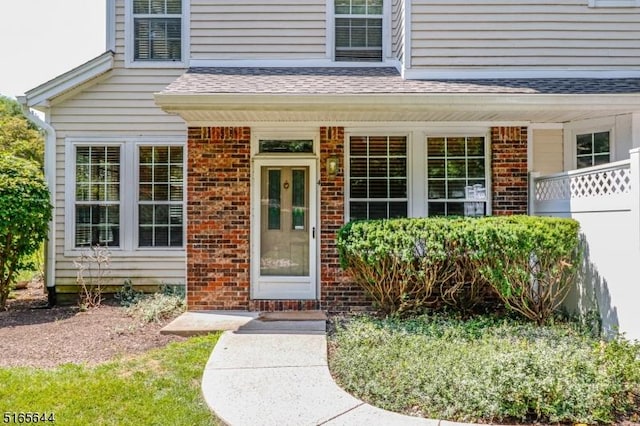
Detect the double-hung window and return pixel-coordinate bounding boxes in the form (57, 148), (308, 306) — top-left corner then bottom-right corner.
(69, 140), (185, 253)
(75, 146), (121, 247)
(334, 0), (383, 62)
(348, 135), (408, 220)
(427, 136), (489, 217)
(133, 0), (182, 61)
(138, 146), (184, 247)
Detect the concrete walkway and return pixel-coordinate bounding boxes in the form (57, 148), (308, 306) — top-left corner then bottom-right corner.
(163, 311), (467, 426)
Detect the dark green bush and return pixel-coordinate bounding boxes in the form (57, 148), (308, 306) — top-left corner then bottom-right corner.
(337, 216), (581, 323)
(0, 154), (51, 309)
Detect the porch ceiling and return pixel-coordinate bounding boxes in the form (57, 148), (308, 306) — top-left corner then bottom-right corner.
(154, 67), (640, 124)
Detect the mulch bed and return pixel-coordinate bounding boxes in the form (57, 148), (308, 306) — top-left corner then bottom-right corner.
(0, 280), (184, 368)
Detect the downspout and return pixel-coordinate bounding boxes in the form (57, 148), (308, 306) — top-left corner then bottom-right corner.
(17, 99), (57, 307)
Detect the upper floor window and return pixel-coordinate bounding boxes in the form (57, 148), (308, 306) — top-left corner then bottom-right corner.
(133, 0), (182, 61)
(335, 0), (383, 62)
(576, 131), (610, 169)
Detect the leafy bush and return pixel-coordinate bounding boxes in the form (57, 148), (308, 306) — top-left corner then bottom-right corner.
(337, 216), (580, 323)
(0, 154), (51, 309)
(329, 315), (640, 424)
(126, 285), (186, 323)
(115, 279), (145, 307)
(473, 216), (581, 325)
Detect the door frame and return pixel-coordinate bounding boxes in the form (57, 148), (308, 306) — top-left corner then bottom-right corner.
(250, 156), (319, 300)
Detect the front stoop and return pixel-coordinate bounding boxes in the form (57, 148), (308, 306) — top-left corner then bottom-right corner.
(160, 310), (327, 337)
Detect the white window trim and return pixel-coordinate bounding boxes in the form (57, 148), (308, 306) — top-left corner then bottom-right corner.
(424, 132), (492, 217)
(344, 132), (412, 222)
(564, 117), (616, 171)
(64, 137), (186, 257)
(589, 0), (640, 7)
(326, 0), (392, 63)
(124, 0), (190, 68)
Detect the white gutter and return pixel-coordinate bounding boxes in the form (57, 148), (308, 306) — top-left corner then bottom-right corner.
(17, 98), (56, 302)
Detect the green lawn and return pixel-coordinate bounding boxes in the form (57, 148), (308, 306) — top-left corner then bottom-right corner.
(329, 314), (640, 424)
(0, 334), (221, 426)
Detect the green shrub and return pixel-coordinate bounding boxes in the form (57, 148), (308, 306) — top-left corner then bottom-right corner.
(473, 216), (581, 325)
(337, 216), (581, 323)
(0, 154), (51, 309)
(329, 315), (640, 424)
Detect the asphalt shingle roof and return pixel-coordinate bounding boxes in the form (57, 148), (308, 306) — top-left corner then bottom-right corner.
(162, 67), (640, 95)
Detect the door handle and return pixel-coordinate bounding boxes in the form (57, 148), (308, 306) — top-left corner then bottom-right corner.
(312, 227), (316, 239)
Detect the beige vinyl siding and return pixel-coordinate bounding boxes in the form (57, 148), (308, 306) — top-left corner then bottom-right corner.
(392, 0), (405, 63)
(190, 0), (327, 60)
(533, 129), (564, 175)
(50, 67), (187, 288)
(410, 0), (640, 69)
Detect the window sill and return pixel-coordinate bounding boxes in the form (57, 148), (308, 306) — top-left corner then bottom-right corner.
(124, 60), (187, 69)
(64, 248), (186, 258)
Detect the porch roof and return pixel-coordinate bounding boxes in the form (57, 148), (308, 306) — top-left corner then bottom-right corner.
(155, 67), (640, 124)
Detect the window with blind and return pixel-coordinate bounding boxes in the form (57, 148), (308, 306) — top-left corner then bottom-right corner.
(75, 146), (121, 247)
(348, 135), (407, 220)
(335, 0), (383, 62)
(427, 136), (488, 217)
(138, 146), (184, 247)
(133, 0), (182, 61)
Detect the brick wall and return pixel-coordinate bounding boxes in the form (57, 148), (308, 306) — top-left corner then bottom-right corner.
(491, 127), (529, 215)
(187, 127), (251, 310)
(319, 127), (372, 312)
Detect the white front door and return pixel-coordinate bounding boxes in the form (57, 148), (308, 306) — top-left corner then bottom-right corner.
(252, 158), (317, 299)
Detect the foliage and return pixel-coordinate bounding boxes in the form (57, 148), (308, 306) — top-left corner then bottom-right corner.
(337, 216), (581, 323)
(329, 314), (640, 424)
(0, 96), (44, 168)
(74, 245), (111, 309)
(125, 284), (186, 323)
(0, 154), (51, 309)
(0, 334), (221, 425)
(473, 216), (581, 325)
(115, 279), (145, 307)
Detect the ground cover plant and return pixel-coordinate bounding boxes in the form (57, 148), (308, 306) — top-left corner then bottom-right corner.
(329, 314), (640, 424)
(0, 334), (221, 425)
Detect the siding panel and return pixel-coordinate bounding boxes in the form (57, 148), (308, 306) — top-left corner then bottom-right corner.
(533, 129), (564, 175)
(190, 0), (327, 60)
(411, 0), (640, 70)
(50, 67), (187, 289)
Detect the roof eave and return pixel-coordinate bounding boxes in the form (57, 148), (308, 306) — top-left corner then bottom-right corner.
(24, 51), (115, 109)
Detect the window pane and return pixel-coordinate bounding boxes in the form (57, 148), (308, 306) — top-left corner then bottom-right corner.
(166, 0), (182, 14)
(259, 139), (313, 153)
(335, 0), (350, 14)
(577, 156), (593, 169)
(389, 202), (407, 218)
(389, 158), (406, 177)
(139, 227), (153, 247)
(389, 179), (407, 198)
(447, 159), (466, 178)
(350, 202), (368, 221)
(368, 202), (387, 219)
(467, 137), (484, 156)
(268, 169), (281, 230)
(428, 180), (445, 199)
(428, 202), (445, 216)
(576, 134), (593, 155)
(369, 158), (387, 177)
(594, 132), (610, 154)
(140, 205), (154, 225)
(447, 180), (466, 199)
(350, 158), (367, 177)
(135, 18), (181, 61)
(75, 205), (120, 247)
(368, 136), (388, 156)
(428, 159), (445, 179)
(428, 138), (446, 156)
(350, 179), (367, 198)
(369, 179), (388, 198)
(594, 154), (610, 166)
(169, 227), (183, 246)
(447, 202), (465, 216)
(467, 159), (485, 179)
(447, 138), (465, 156)
(388, 137), (407, 155)
(350, 137), (367, 156)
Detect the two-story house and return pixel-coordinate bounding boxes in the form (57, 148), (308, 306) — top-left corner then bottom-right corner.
(20, 0), (640, 313)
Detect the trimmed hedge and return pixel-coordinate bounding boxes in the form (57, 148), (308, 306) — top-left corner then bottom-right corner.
(337, 216), (581, 323)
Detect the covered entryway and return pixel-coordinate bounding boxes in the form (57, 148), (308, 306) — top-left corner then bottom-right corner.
(251, 157), (318, 300)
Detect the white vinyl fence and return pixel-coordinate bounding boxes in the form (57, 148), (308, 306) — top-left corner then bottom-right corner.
(530, 148), (640, 341)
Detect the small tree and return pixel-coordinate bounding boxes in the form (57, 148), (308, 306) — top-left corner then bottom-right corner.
(0, 154), (52, 309)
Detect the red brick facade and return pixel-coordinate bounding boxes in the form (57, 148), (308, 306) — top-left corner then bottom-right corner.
(186, 125), (528, 312)
(491, 127), (529, 215)
(186, 127), (251, 310)
(319, 127), (371, 312)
